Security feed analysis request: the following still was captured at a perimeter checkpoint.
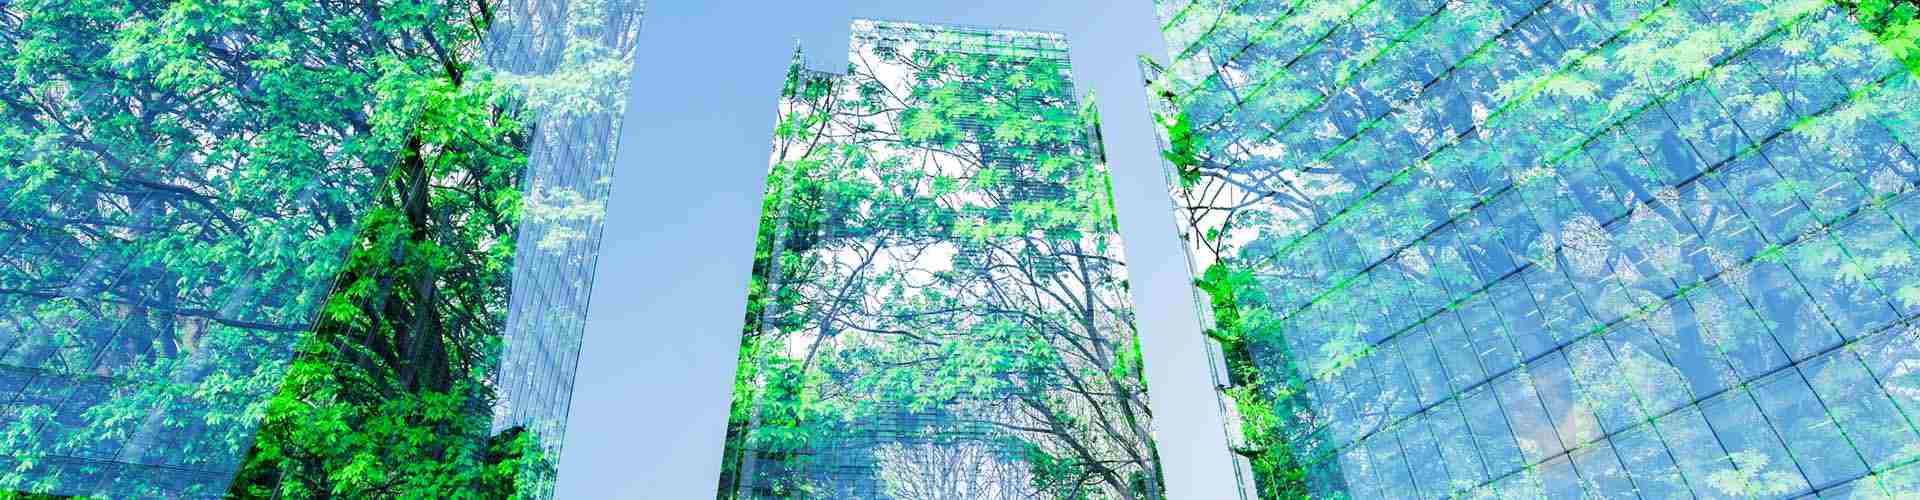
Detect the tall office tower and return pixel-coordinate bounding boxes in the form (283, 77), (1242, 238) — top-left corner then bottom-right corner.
(718, 20), (1164, 500)
(0, 0), (639, 497)
(1145, 0), (1920, 497)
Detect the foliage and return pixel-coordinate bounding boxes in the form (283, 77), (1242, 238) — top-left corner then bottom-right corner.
(720, 23), (1164, 500)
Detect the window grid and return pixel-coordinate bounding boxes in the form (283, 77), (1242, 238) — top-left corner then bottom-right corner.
(1150, 0), (1920, 496)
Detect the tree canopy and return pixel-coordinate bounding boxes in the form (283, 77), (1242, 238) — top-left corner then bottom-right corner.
(719, 22), (1163, 500)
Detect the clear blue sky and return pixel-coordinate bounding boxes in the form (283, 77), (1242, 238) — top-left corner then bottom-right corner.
(557, 1), (1240, 497)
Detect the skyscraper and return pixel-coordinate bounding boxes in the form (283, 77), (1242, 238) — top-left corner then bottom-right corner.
(0, 0), (639, 497)
(1145, 0), (1920, 497)
(718, 19), (1164, 499)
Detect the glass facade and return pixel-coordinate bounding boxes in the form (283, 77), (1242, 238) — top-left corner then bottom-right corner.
(1145, 0), (1920, 498)
(718, 19), (1164, 499)
(0, 0), (638, 497)
(485, 2), (644, 495)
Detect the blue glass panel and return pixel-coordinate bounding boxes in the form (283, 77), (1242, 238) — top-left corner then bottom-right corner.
(1341, 446), (1387, 500)
(1570, 440), (1640, 500)
(1494, 279), (1557, 360)
(1715, 154), (1813, 245)
(1495, 370), (1568, 463)
(1461, 295), (1523, 376)
(1752, 370), (1870, 488)
(1659, 407), (1737, 498)
(1803, 350), (1920, 471)
(1517, 268), (1599, 346)
(1825, 215), (1911, 336)
(1370, 431), (1421, 500)
(1852, 327), (1920, 422)
(1743, 261), (1845, 361)
(1531, 352), (1605, 447)
(1402, 417), (1456, 498)
(1889, 195), (1920, 254)
(1690, 284), (1792, 379)
(1541, 455), (1585, 498)
(1607, 322), (1695, 416)
(1466, 385), (1528, 478)
(1616, 423), (1695, 499)
(1399, 327), (1453, 406)
(1565, 337), (1650, 434)
(1689, 179), (1773, 264)
(1374, 341), (1423, 420)
(1328, 361), (1379, 446)
(1430, 318), (1490, 392)
(1432, 399), (1492, 491)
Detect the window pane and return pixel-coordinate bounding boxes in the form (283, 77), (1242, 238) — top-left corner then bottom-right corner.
(1496, 370), (1567, 463)
(1402, 417), (1456, 498)
(1431, 399), (1491, 492)
(1854, 326), (1920, 425)
(1659, 407), (1736, 499)
(1700, 389), (1811, 497)
(1466, 385), (1527, 478)
(1531, 352), (1605, 447)
(1616, 424), (1693, 499)
(1691, 284), (1791, 379)
(1753, 370), (1870, 488)
(1570, 440), (1639, 500)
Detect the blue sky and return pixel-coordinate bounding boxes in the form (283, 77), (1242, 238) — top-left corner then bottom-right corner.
(557, 1), (1240, 497)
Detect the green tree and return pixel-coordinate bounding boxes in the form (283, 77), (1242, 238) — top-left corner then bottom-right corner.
(0, 0), (636, 496)
(721, 24), (1163, 500)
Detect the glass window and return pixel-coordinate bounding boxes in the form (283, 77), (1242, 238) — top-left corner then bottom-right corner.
(1461, 295), (1523, 376)
(1431, 316), (1489, 391)
(1689, 178), (1772, 264)
(1788, 234), (1900, 340)
(1564, 336), (1649, 433)
(1658, 407), (1737, 499)
(1402, 417), (1456, 498)
(1803, 350), (1920, 471)
(1340, 446), (1386, 500)
(1431, 399), (1491, 492)
(1742, 261), (1844, 361)
(1517, 267), (1598, 347)
(1608, 322), (1695, 416)
(1531, 352), (1605, 447)
(1369, 429), (1420, 499)
(1662, 300), (1741, 397)
(1716, 155), (1811, 245)
(1539, 455), (1585, 499)
(1327, 361), (1379, 446)
(1700, 389), (1811, 497)
(1853, 327), (1920, 420)
(1374, 340), (1423, 419)
(1493, 279), (1557, 360)
(1495, 370), (1568, 463)
(1615, 423), (1693, 499)
(1398, 328), (1452, 406)
(1886, 195), (1920, 250)
(1752, 370), (1870, 488)
(1570, 440), (1640, 500)
(1488, 466), (1547, 499)
(1690, 284), (1792, 379)
(1466, 384), (1528, 478)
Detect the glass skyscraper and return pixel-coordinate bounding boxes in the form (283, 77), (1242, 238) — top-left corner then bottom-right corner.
(1146, 0), (1920, 498)
(0, 0), (639, 497)
(718, 19), (1164, 500)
